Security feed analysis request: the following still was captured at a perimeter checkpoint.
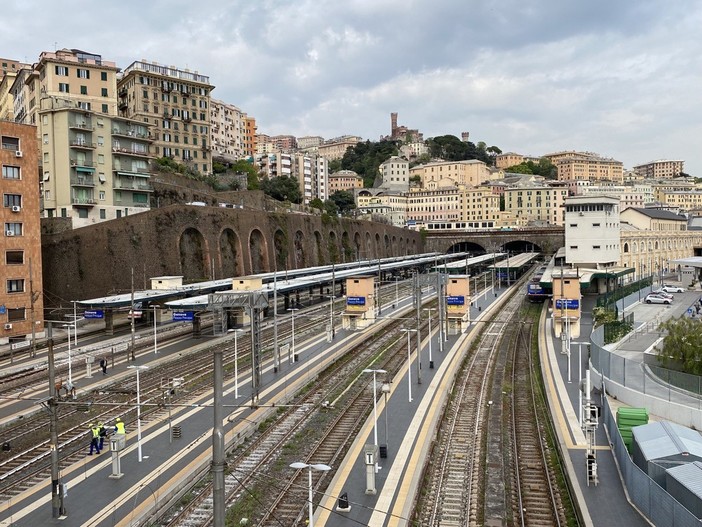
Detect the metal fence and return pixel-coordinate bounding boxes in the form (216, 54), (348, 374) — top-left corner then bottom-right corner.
(603, 397), (701, 527)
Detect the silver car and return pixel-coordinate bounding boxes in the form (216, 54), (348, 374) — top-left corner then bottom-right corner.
(645, 293), (672, 305)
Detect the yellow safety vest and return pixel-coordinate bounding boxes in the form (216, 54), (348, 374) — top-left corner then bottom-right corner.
(91, 426), (100, 439)
(115, 422), (125, 435)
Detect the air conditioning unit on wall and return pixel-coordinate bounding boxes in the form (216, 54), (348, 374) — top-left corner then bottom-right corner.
(6, 231), (14, 236)
(15, 151), (22, 158)
(11, 205), (21, 213)
(4, 324), (12, 330)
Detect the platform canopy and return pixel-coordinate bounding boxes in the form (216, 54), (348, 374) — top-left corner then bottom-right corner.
(671, 257), (702, 269)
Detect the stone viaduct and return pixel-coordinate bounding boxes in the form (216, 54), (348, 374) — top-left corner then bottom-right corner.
(424, 227), (565, 256)
(41, 206), (423, 305)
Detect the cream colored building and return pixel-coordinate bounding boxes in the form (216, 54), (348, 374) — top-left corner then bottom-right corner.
(620, 207), (687, 232)
(355, 190), (407, 227)
(580, 184), (649, 209)
(117, 60), (214, 175)
(0, 60), (30, 121)
(656, 190), (702, 211)
(210, 99), (246, 161)
(634, 159), (684, 179)
(564, 195), (621, 269)
(410, 159), (492, 189)
(495, 152), (524, 169)
(503, 185), (568, 226)
(620, 228), (702, 279)
(379, 156), (409, 190)
(317, 135), (361, 161)
(556, 154), (623, 183)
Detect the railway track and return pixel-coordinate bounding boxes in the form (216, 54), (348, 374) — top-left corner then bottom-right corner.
(160, 303), (433, 527)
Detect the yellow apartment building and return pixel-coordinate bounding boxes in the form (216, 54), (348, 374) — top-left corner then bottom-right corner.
(117, 60), (214, 175)
(634, 159), (684, 179)
(503, 185), (568, 226)
(410, 159), (492, 189)
(556, 154), (623, 183)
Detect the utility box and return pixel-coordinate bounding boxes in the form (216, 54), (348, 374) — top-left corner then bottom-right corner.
(364, 443), (379, 495)
(110, 433), (126, 452)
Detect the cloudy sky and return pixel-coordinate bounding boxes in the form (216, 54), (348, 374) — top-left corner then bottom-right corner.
(4, 0), (702, 173)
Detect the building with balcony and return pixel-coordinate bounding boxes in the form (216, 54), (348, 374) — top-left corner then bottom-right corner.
(243, 116), (257, 158)
(117, 60), (214, 175)
(503, 185), (568, 226)
(555, 153), (624, 183)
(634, 159), (684, 179)
(317, 135), (361, 161)
(329, 170), (363, 194)
(410, 159), (492, 189)
(1, 121), (44, 344)
(298, 135), (324, 151)
(39, 97), (154, 226)
(210, 99), (246, 162)
(495, 152), (525, 169)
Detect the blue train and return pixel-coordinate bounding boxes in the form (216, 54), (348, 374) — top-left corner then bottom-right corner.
(526, 265), (550, 302)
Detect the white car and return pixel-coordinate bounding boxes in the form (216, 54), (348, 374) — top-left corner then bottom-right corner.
(660, 285), (686, 293)
(645, 293), (672, 305)
(652, 289), (674, 299)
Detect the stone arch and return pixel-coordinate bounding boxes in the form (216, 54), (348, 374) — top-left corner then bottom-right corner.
(354, 232), (362, 260)
(342, 231), (353, 262)
(249, 229), (269, 274)
(375, 233), (381, 259)
(384, 234), (390, 257)
(655, 240), (659, 250)
(399, 237), (406, 255)
(328, 230), (339, 263)
(219, 228), (242, 277)
(314, 231), (324, 265)
(273, 229), (288, 271)
(365, 232), (373, 259)
(294, 230), (306, 268)
(179, 227), (207, 281)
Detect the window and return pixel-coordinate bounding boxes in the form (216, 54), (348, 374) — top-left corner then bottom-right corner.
(101, 103), (108, 113)
(6, 279), (25, 293)
(44, 190), (51, 200)
(116, 210), (122, 218)
(55, 65), (68, 76)
(7, 307), (25, 322)
(5, 222), (22, 236)
(78, 101), (91, 110)
(99, 209), (106, 219)
(77, 68), (90, 79)
(5, 250), (24, 265)
(59, 83), (69, 93)
(592, 223), (600, 227)
(101, 72), (107, 81)
(3, 194), (21, 207)
(97, 136), (104, 146)
(2, 166), (20, 179)
(569, 245), (578, 249)
(98, 154), (104, 164)
(77, 208), (88, 219)
(101, 88), (108, 97)
(99, 191), (105, 200)
(61, 208), (67, 217)
(43, 152), (49, 163)
(593, 245), (601, 249)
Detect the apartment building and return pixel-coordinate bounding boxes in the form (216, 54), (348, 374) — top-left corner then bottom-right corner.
(404, 186), (500, 225)
(117, 60), (214, 175)
(555, 154), (624, 183)
(503, 185), (568, 226)
(271, 135), (297, 151)
(580, 185), (648, 209)
(378, 156), (409, 190)
(1, 121), (44, 344)
(328, 170), (363, 194)
(297, 135), (324, 151)
(356, 190), (407, 227)
(257, 151), (323, 204)
(495, 152), (524, 169)
(39, 97), (154, 225)
(243, 116), (257, 158)
(210, 99), (245, 161)
(410, 159), (492, 189)
(656, 190), (702, 211)
(634, 159), (684, 179)
(317, 135), (361, 161)
(315, 156), (329, 202)
(0, 60), (30, 121)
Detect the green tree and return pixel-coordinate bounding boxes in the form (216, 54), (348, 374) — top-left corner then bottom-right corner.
(657, 317), (702, 375)
(328, 190), (356, 215)
(309, 198), (325, 211)
(260, 175), (302, 204)
(340, 140), (400, 188)
(425, 135), (492, 164)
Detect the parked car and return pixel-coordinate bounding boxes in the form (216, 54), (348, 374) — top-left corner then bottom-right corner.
(645, 293), (672, 305)
(660, 285), (686, 293)
(652, 289), (674, 299)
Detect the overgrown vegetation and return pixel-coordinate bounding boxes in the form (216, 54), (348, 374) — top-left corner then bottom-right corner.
(656, 317), (702, 375)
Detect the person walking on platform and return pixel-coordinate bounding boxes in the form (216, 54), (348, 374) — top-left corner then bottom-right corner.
(114, 417), (125, 436)
(100, 357), (108, 375)
(88, 424), (101, 455)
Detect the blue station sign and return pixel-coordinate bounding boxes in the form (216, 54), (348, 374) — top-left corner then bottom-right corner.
(346, 296), (366, 306)
(84, 310), (104, 319)
(555, 299), (580, 310)
(173, 311), (194, 321)
(447, 296), (465, 305)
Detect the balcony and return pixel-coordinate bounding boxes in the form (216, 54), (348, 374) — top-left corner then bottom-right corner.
(162, 84), (172, 92)
(70, 176), (95, 187)
(112, 128), (151, 141)
(163, 111), (171, 119)
(114, 179), (153, 192)
(71, 197), (97, 206)
(118, 87), (128, 97)
(70, 140), (96, 150)
(70, 159), (95, 168)
(183, 116), (192, 123)
(69, 120), (95, 131)
(112, 147), (150, 158)
(118, 100), (128, 110)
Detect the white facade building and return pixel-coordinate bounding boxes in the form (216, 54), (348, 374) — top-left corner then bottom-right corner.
(564, 195), (620, 269)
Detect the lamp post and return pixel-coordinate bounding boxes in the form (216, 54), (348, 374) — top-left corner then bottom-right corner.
(153, 305), (158, 355)
(363, 368), (387, 472)
(127, 365), (149, 462)
(381, 381), (391, 449)
(424, 308), (435, 369)
(401, 329), (417, 402)
(289, 308), (299, 363)
(394, 276), (400, 309)
(573, 341), (588, 427)
(72, 300), (78, 346)
(63, 324), (73, 385)
(289, 462), (332, 527)
(233, 328), (243, 399)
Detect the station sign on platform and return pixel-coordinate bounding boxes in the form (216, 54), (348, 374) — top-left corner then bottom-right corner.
(84, 310), (104, 319)
(172, 311), (194, 321)
(346, 296), (366, 306)
(446, 296), (465, 305)
(555, 299), (580, 310)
